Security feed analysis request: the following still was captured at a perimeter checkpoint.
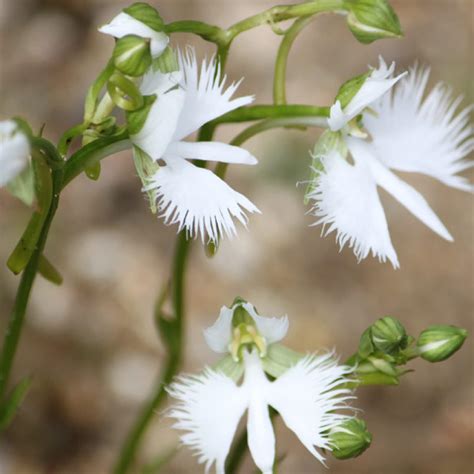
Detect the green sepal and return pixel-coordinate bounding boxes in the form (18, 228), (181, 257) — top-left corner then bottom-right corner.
(38, 254), (63, 285)
(113, 35), (152, 77)
(213, 355), (244, 382)
(357, 327), (374, 358)
(417, 325), (468, 363)
(107, 72), (144, 111)
(7, 161), (35, 207)
(132, 145), (159, 213)
(126, 94), (157, 135)
(367, 355), (398, 377)
(0, 377), (32, 431)
(335, 71), (370, 109)
(330, 418), (372, 460)
(261, 343), (304, 378)
(123, 2), (165, 32)
(153, 46), (179, 73)
(84, 60), (115, 124)
(7, 153), (52, 274)
(344, 0), (402, 44)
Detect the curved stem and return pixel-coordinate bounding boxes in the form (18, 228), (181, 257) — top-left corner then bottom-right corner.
(273, 16), (314, 104)
(0, 161), (63, 400)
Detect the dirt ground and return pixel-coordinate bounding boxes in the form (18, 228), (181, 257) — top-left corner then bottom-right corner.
(0, 1), (473, 473)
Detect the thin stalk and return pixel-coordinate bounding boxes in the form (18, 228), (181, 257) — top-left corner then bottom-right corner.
(0, 162), (63, 400)
(273, 16), (314, 104)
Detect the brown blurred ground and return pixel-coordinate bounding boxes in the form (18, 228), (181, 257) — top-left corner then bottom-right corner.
(0, 0), (473, 473)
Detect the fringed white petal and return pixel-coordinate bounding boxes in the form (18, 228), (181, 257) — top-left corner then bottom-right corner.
(266, 352), (355, 465)
(243, 303), (289, 345)
(307, 150), (399, 268)
(167, 369), (247, 473)
(166, 141), (258, 166)
(98, 12), (169, 57)
(145, 157), (260, 243)
(348, 138), (453, 241)
(131, 89), (185, 160)
(0, 120), (30, 187)
(172, 48), (254, 141)
(328, 57), (406, 131)
(203, 306), (234, 353)
(365, 65), (474, 192)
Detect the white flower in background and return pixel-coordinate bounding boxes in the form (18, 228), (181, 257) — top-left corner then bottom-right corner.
(308, 62), (473, 268)
(0, 120), (30, 187)
(167, 300), (355, 474)
(99, 6), (169, 58)
(327, 57), (406, 132)
(133, 49), (259, 243)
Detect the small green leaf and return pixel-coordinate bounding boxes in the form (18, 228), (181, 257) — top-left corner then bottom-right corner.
(38, 254), (63, 285)
(0, 377), (32, 430)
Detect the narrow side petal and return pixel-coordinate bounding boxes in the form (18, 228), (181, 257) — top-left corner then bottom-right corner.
(203, 305), (234, 353)
(243, 303), (289, 345)
(307, 149), (399, 268)
(144, 157), (260, 243)
(172, 47), (254, 141)
(266, 353), (355, 465)
(365, 65), (474, 191)
(167, 369), (247, 473)
(355, 140), (454, 241)
(131, 89), (185, 160)
(166, 141), (258, 165)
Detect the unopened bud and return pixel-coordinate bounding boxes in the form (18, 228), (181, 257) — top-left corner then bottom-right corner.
(371, 316), (407, 354)
(417, 325), (467, 363)
(330, 418), (372, 460)
(344, 0), (402, 44)
(113, 35), (152, 77)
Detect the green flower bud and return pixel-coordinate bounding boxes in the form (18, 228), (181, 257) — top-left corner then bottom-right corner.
(344, 0), (402, 44)
(123, 2), (165, 32)
(417, 325), (468, 363)
(371, 316), (407, 354)
(113, 35), (152, 77)
(330, 418), (372, 460)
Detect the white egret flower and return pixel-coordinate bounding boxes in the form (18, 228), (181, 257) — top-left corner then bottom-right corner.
(98, 7), (169, 58)
(0, 120), (30, 187)
(167, 300), (355, 473)
(309, 63), (473, 268)
(133, 49), (259, 243)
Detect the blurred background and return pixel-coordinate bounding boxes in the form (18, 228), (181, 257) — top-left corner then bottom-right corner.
(0, 0), (473, 473)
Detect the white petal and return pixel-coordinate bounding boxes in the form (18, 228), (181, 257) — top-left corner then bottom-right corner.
(242, 351), (275, 474)
(0, 120), (30, 187)
(131, 89), (185, 160)
(166, 141), (258, 165)
(266, 353), (355, 464)
(172, 48), (254, 141)
(328, 56), (406, 131)
(98, 12), (169, 57)
(144, 157), (260, 243)
(167, 369), (247, 473)
(307, 149), (399, 268)
(360, 142), (454, 242)
(203, 305), (234, 353)
(365, 64), (474, 192)
(140, 69), (182, 96)
(242, 303), (289, 345)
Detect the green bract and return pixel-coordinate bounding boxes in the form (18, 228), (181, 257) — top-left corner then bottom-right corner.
(330, 418), (372, 459)
(113, 35), (152, 77)
(123, 2), (165, 32)
(417, 325), (468, 362)
(344, 0), (402, 44)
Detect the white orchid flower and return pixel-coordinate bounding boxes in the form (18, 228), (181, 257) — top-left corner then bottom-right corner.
(309, 63), (473, 268)
(327, 56), (406, 132)
(99, 11), (168, 58)
(133, 49), (259, 243)
(0, 120), (30, 187)
(167, 301), (355, 473)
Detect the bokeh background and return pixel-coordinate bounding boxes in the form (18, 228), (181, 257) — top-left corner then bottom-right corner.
(1, 0), (473, 473)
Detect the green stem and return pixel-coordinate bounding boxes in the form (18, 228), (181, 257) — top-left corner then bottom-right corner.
(273, 16), (314, 104)
(0, 159), (63, 400)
